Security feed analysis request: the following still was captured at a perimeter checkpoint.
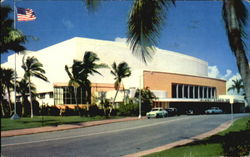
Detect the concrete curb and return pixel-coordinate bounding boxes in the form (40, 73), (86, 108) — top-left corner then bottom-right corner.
(123, 120), (234, 157)
(1, 117), (144, 137)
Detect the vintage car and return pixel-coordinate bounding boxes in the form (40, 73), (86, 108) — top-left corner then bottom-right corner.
(205, 107), (223, 114)
(146, 108), (168, 119)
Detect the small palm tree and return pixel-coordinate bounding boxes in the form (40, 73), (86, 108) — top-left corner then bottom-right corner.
(1, 68), (15, 115)
(78, 51), (108, 104)
(22, 56), (48, 118)
(16, 79), (36, 116)
(110, 62), (131, 108)
(228, 79), (244, 95)
(65, 51), (108, 113)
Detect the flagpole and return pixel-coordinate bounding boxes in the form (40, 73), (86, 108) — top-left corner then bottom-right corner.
(11, 0), (20, 120)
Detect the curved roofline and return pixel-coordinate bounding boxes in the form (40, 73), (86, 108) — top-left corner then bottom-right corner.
(72, 37), (207, 65)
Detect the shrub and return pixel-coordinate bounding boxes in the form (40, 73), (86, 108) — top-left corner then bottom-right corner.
(48, 106), (60, 116)
(88, 105), (104, 117)
(118, 103), (138, 116)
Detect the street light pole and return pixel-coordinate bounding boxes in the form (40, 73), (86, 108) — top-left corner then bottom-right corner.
(11, 0), (20, 120)
(138, 71), (142, 119)
(230, 97), (234, 125)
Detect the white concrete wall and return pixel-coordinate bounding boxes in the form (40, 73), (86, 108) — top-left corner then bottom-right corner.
(2, 37), (208, 105)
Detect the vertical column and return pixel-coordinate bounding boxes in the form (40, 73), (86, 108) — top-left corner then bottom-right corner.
(202, 86), (204, 99)
(198, 86), (200, 99)
(176, 84), (179, 98)
(193, 86), (195, 99)
(206, 87), (209, 99)
(214, 88), (217, 98)
(210, 87), (213, 99)
(188, 85), (190, 99)
(182, 84), (184, 98)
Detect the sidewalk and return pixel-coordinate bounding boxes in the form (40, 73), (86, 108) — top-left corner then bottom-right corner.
(1, 117), (143, 137)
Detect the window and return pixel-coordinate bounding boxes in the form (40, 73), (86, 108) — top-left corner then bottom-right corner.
(49, 92), (53, 98)
(54, 86), (86, 105)
(40, 93), (46, 99)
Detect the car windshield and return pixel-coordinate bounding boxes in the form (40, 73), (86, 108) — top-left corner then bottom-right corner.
(152, 109), (159, 111)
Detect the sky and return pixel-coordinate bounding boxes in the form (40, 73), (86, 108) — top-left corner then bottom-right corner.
(1, 0), (250, 92)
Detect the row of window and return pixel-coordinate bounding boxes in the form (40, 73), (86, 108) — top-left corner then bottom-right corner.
(171, 84), (216, 99)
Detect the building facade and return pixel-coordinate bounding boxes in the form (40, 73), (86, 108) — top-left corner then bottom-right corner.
(2, 37), (236, 111)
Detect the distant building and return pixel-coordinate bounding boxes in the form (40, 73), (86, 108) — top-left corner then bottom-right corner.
(2, 37), (244, 113)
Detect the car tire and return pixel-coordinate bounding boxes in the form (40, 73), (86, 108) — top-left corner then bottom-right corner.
(147, 117), (150, 119)
(156, 114), (160, 118)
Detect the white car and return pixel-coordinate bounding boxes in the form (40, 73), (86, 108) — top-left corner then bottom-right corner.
(205, 107), (223, 114)
(146, 108), (168, 119)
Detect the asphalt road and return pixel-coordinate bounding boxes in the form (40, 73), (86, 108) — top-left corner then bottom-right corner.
(1, 113), (249, 157)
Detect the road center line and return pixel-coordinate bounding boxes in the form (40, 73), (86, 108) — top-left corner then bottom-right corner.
(2, 116), (204, 147)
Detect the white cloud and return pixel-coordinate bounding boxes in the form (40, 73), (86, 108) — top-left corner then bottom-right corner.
(221, 69), (232, 80)
(208, 66), (220, 78)
(114, 37), (127, 43)
(208, 65), (232, 80)
(62, 19), (74, 29)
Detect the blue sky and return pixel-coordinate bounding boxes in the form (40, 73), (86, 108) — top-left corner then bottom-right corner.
(1, 0), (250, 82)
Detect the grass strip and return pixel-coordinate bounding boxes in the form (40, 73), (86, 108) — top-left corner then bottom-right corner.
(1, 116), (120, 131)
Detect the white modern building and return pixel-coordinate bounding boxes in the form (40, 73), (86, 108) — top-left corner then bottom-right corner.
(2, 37), (243, 112)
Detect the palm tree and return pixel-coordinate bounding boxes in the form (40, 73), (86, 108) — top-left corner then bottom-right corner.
(21, 56), (48, 118)
(110, 62), (131, 109)
(1, 68), (15, 115)
(65, 51), (108, 109)
(127, 0), (250, 105)
(228, 79), (244, 95)
(0, 5), (26, 117)
(78, 51), (108, 104)
(16, 79), (36, 116)
(222, 0), (250, 104)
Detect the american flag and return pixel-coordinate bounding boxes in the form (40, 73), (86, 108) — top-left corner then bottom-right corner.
(17, 8), (36, 22)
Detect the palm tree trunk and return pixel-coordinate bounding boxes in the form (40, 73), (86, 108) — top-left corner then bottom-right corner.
(0, 102), (5, 117)
(29, 77), (33, 118)
(21, 95), (25, 116)
(223, 0), (250, 106)
(6, 87), (12, 116)
(111, 86), (120, 116)
(74, 87), (80, 116)
(235, 49), (250, 105)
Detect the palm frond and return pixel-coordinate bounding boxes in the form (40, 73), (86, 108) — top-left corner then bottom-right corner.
(127, 0), (175, 63)
(85, 0), (100, 12)
(33, 72), (48, 82)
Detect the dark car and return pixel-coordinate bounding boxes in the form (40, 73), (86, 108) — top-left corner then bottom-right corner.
(165, 108), (178, 116)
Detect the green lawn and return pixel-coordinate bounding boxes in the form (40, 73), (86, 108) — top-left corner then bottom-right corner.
(145, 116), (250, 157)
(1, 116), (119, 131)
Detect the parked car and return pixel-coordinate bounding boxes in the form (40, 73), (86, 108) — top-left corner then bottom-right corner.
(205, 107), (223, 114)
(165, 108), (178, 116)
(146, 108), (168, 119)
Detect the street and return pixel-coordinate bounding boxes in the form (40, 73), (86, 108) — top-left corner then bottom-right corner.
(1, 114), (249, 157)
